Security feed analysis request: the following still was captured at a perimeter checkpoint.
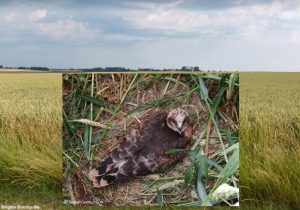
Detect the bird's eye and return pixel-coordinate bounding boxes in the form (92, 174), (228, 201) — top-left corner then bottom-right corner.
(171, 118), (176, 124)
(183, 118), (188, 124)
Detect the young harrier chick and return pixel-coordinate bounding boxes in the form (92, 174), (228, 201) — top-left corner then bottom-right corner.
(89, 108), (192, 188)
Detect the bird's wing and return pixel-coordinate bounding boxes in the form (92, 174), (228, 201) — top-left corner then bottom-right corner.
(89, 129), (144, 187)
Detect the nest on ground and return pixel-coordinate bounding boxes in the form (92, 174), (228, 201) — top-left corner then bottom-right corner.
(63, 73), (238, 206)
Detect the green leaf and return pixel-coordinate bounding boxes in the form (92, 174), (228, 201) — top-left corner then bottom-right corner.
(83, 110), (92, 160)
(196, 155), (223, 172)
(214, 148), (239, 189)
(165, 148), (185, 155)
(211, 86), (227, 116)
(227, 129), (235, 146)
(156, 189), (164, 207)
(63, 110), (77, 148)
(155, 74), (162, 82)
(228, 73), (238, 98)
(198, 77), (208, 100)
(63, 111), (72, 138)
(187, 150), (198, 159)
(204, 74), (221, 80)
(83, 124), (91, 160)
(197, 157), (206, 178)
(217, 74), (229, 91)
(76, 94), (105, 107)
(63, 74), (70, 80)
(184, 163), (195, 184)
(196, 164), (212, 206)
(150, 180), (184, 192)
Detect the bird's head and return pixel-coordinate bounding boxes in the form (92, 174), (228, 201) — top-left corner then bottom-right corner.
(166, 108), (190, 135)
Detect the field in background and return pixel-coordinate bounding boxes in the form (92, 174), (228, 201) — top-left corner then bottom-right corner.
(0, 73), (62, 208)
(240, 73), (300, 208)
(0, 72), (299, 209)
(0, 68), (39, 73)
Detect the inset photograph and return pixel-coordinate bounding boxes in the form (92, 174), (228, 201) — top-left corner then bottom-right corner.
(62, 73), (239, 206)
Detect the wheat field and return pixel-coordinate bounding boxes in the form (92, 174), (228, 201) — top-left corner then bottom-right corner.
(0, 72), (299, 209)
(240, 73), (300, 208)
(0, 73), (62, 207)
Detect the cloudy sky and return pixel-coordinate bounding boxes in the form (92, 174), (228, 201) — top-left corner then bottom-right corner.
(0, 0), (300, 71)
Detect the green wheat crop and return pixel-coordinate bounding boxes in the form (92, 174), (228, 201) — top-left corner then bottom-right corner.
(240, 72), (300, 209)
(0, 73), (62, 189)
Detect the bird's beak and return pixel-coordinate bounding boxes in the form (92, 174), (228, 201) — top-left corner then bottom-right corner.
(178, 122), (183, 130)
(177, 127), (182, 135)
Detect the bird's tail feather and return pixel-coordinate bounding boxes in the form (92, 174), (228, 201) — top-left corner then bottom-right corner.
(89, 159), (131, 188)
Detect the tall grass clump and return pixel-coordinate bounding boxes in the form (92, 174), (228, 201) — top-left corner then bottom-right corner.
(240, 73), (300, 208)
(0, 74), (62, 190)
